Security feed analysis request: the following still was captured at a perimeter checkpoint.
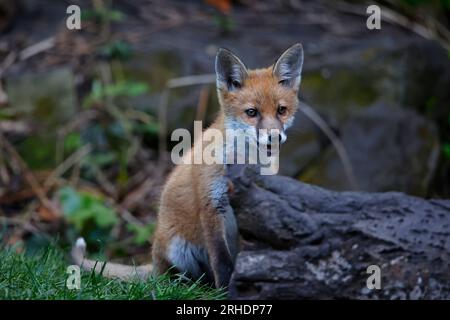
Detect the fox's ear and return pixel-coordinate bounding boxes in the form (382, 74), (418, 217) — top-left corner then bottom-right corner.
(273, 43), (304, 90)
(215, 48), (248, 91)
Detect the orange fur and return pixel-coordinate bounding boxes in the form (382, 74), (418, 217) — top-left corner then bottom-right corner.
(72, 44), (304, 289)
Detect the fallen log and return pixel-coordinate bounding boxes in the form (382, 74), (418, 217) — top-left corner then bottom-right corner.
(228, 166), (450, 299)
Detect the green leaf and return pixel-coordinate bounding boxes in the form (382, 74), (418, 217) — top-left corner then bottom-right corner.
(126, 223), (155, 245)
(59, 187), (82, 216)
(103, 81), (149, 97)
(0, 110), (15, 120)
(443, 143), (450, 160)
(64, 133), (82, 153)
(83, 80), (149, 107)
(134, 122), (160, 136)
(442, 0), (450, 10)
(58, 187), (118, 231)
(92, 202), (118, 228)
(100, 41), (133, 61)
(84, 152), (117, 168)
(81, 9), (125, 23)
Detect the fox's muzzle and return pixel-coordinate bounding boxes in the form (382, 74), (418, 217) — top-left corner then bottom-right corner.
(257, 128), (287, 145)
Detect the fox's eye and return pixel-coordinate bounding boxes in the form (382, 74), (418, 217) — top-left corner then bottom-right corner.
(231, 79), (241, 89)
(245, 108), (258, 117)
(278, 106), (287, 115)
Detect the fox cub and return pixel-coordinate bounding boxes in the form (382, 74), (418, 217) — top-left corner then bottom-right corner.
(72, 43), (304, 288)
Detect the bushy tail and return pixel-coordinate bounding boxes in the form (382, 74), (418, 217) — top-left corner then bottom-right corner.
(71, 238), (152, 281)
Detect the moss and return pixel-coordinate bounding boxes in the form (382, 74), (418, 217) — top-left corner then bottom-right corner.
(122, 51), (183, 92)
(17, 135), (58, 170)
(302, 70), (378, 119)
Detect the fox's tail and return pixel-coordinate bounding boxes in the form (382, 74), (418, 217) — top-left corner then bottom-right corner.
(71, 238), (153, 281)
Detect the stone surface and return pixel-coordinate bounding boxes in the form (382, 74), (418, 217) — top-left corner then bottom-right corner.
(296, 104), (440, 194)
(228, 166), (450, 299)
(5, 67), (77, 169)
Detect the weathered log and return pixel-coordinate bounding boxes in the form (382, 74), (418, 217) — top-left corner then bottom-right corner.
(228, 166), (450, 299)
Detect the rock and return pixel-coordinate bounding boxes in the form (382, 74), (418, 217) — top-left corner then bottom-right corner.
(5, 67), (77, 169)
(5, 67), (76, 129)
(297, 104), (440, 195)
(282, 41), (448, 197)
(228, 166), (450, 299)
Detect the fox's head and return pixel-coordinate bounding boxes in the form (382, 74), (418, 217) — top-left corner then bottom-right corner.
(215, 43), (303, 149)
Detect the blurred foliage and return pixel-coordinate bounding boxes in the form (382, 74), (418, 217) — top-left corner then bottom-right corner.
(100, 40), (133, 61)
(83, 80), (149, 108)
(127, 223), (155, 246)
(64, 133), (83, 154)
(443, 143), (450, 159)
(17, 136), (57, 170)
(213, 14), (234, 34)
(59, 186), (118, 232)
(444, 113), (450, 160)
(79, 70), (157, 185)
(206, 0), (234, 33)
(81, 7), (124, 24)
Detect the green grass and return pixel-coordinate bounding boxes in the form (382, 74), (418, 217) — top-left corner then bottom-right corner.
(0, 246), (226, 300)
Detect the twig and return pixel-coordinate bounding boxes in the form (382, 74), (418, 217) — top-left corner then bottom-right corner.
(2, 200), (53, 242)
(0, 216), (29, 226)
(299, 102), (359, 190)
(44, 144), (93, 189)
(328, 1), (450, 51)
(70, 160), (81, 186)
(0, 51), (17, 77)
(0, 149), (9, 184)
(0, 81), (7, 105)
(117, 206), (145, 227)
(157, 74), (216, 167)
(123, 109), (155, 124)
(121, 178), (154, 212)
(0, 120), (30, 134)
(0, 132), (60, 217)
(166, 74), (216, 89)
(157, 89), (169, 168)
(56, 109), (97, 163)
(57, 110), (98, 137)
(0, 216), (44, 237)
(92, 165), (117, 198)
(0, 36), (55, 80)
(19, 37), (56, 61)
(195, 86), (210, 122)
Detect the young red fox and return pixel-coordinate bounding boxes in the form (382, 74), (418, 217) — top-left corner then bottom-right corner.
(72, 43), (304, 288)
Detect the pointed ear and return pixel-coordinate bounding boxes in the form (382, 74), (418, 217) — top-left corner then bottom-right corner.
(273, 43), (304, 90)
(215, 48), (248, 92)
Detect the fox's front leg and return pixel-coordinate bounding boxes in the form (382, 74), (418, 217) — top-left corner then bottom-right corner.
(201, 211), (235, 288)
(201, 177), (238, 288)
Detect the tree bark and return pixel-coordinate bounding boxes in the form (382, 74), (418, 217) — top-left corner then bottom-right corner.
(228, 166), (450, 299)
